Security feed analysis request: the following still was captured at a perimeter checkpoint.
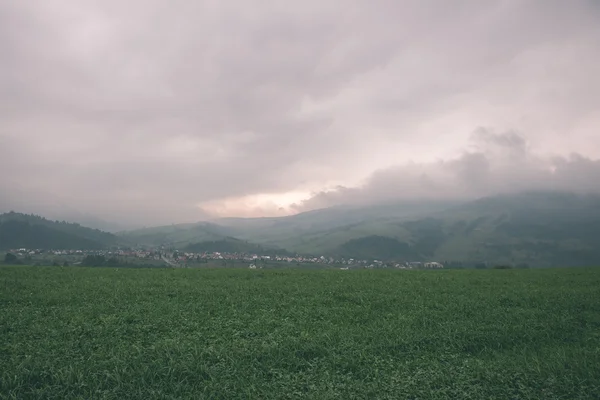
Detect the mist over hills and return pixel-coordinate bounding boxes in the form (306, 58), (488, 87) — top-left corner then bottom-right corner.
(2, 191), (600, 267)
(119, 191), (600, 267)
(118, 222), (230, 248)
(213, 199), (460, 248)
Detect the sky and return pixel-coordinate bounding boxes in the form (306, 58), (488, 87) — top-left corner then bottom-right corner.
(1, 0), (599, 227)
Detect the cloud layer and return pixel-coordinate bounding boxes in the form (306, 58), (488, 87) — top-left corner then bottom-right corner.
(1, 0), (599, 226)
(295, 129), (600, 211)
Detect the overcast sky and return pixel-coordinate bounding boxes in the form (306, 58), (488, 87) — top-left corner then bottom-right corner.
(1, 0), (599, 226)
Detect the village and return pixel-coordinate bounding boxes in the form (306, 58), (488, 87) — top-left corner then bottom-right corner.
(5, 247), (445, 269)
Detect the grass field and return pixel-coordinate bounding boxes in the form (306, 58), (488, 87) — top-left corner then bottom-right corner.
(1, 266), (600, 399)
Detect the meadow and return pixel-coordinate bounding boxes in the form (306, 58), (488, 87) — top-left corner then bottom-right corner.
(1, 266), (599, 399)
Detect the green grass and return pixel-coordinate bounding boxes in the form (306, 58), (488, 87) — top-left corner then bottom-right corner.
(1, 266), (600, 399)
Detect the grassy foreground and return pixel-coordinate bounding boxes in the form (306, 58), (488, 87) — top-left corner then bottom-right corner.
(1, 266), (600, 399)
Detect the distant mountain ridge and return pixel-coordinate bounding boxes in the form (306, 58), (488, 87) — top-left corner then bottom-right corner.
(4, 191), (600, 267)
(0, 212), (120, 250)
(182, 237), (292, 256)
(118, 199), (459, 252)
(119, 191), (600, 266)
(119, 222), (233, 247)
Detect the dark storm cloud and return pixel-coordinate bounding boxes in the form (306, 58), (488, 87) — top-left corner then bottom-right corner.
(1, 0), (599, 224)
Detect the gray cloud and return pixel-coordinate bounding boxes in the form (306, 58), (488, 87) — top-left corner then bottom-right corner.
(1, 0), (599, 226)
(296, 129), (600, 211)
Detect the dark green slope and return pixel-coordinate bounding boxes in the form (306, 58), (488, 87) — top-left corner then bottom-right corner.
(182, 237), (291, 256)
(0, 212), (120, 250)
(119, 222), (234, 247)
(118, 200), (457, 251)
(325, 192), (600, 265)
(336, 236), (419, 260)
(118, 191), (600, 266)
(216, 200), (458, 246)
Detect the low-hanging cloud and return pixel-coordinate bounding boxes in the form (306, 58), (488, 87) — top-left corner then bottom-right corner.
(295, 129), (600, 211)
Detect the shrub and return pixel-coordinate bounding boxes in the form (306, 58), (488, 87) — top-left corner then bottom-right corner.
(4, 253), (19, 264)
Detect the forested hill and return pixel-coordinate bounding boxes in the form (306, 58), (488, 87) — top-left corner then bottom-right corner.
(322, 191), (600, 266)
(183, 237), (292, 256)
(117, 191), (600, 266)
(204, 191), (600, 267)
(0, 212), (120, 250)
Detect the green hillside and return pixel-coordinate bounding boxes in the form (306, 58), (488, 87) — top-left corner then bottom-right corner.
(118, 200), (454, 252)
(117, 191), (600, 266)
(119, 222), (233, 248)
(0, 212), (120, 250)
(428, 191), (600, 266)
(216, 200), (457, 246)
(182, 237), (291, 255)
(336, 235), (419, 260)
(226, 191), (600, 266)
(314, 192), (600, 266)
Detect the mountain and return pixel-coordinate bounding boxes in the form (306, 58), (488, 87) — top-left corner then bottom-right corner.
(305, 191), (600, 266)
(117, 191), (600, 267)
(0, 212), (121, 250)
(214, 199), (460, 249)
(119, 222), (234, 247)
(52, 213), (131, 233)
(118, 199), (457, 251)
(5, 191), (597, 266)
(182, 237), (292, 256)
(424, 191), (600, 266)
(0, 189), (130, 232)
